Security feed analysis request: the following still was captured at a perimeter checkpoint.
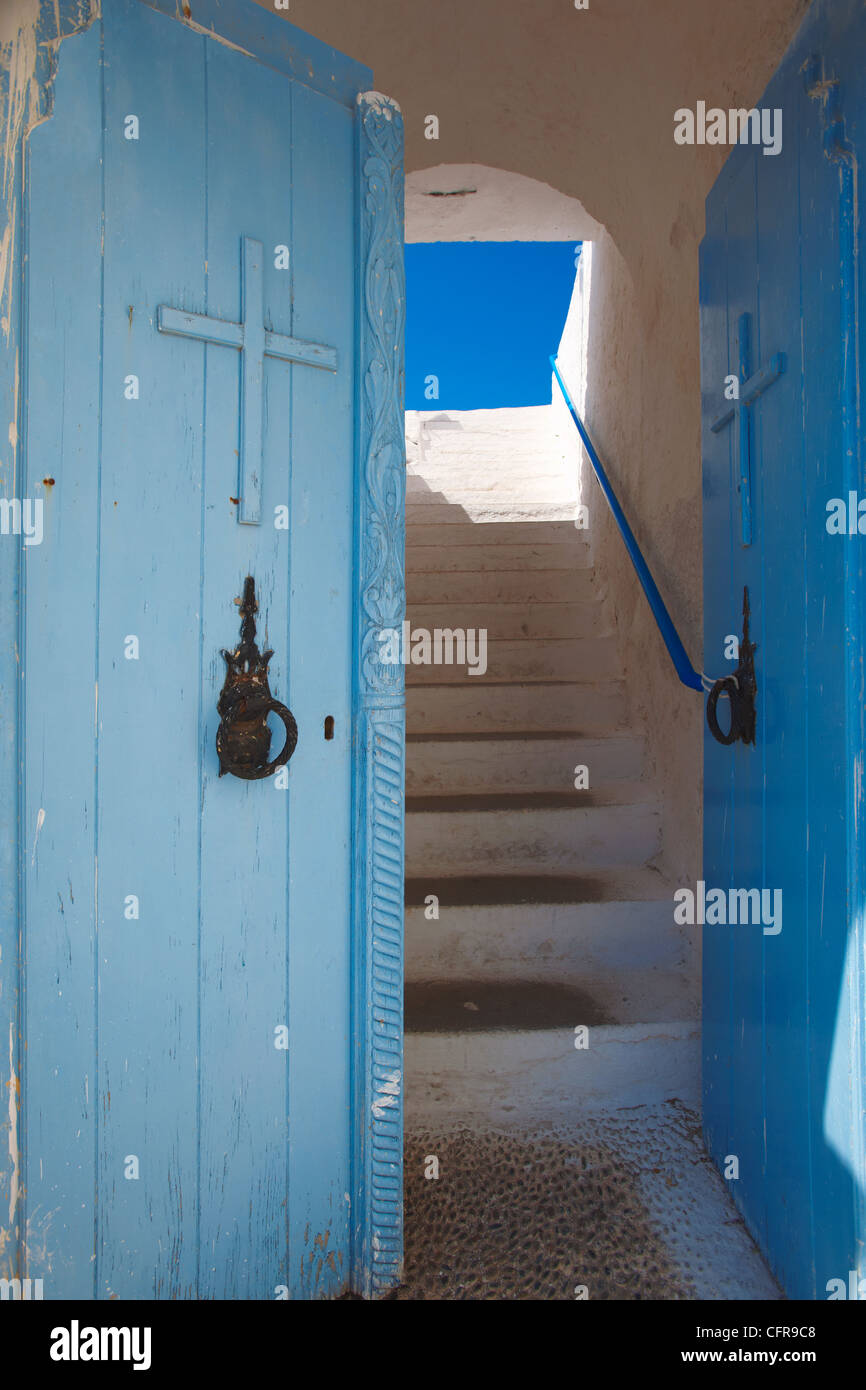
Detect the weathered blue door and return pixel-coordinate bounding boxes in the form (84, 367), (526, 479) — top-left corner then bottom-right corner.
(0, 0), (406, 1299)
(701, 0), (866, 1300)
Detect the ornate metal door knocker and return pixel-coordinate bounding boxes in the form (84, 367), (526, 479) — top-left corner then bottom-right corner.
(216, 576), (298, 780)
(706, 586), (757, 747)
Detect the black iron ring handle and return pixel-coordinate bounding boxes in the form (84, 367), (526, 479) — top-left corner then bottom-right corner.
(216, 698), (299, 781)
(706, 677), (740, 746)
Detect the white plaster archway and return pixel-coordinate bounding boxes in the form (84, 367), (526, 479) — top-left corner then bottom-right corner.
(405, 163), (602, 244)
(404, 163), (603, 516)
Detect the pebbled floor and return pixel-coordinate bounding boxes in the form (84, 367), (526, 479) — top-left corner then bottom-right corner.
(390, 1102), (782, 1301)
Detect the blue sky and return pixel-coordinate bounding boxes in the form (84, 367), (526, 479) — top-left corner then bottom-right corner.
(405, 241), (580, 410)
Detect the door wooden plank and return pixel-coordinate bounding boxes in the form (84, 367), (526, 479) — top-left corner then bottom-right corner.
(197, 39), (294, 1300)
(699, 193), (737, 1182)
(797, 42), (859, 1300)
(21, 18), (103, 1299)
(755, 70), (812, 1293)
(286, 78), (355, 1299)
(96, 0), (206, 1298)
(721, 153), (768, 1256)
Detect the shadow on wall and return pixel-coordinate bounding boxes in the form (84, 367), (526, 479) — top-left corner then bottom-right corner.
(577, 225), (704, 890)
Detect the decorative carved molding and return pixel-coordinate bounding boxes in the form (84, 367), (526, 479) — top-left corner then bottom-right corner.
(353, 90), (405, 1298)
(356, 91), (406, 701)
(366, 718), (404, 1294)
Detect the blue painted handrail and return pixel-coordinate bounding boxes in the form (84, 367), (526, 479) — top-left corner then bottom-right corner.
(551, 355), (705, 693)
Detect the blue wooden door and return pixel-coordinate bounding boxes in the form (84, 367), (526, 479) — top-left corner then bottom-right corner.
(701, 0), (866, 1301)
(7, 0), (385, 1299)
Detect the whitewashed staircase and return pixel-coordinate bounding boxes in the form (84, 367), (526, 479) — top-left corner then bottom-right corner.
(403, 408), (699, 1127)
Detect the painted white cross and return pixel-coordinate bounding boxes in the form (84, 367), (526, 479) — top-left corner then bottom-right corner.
(158, 236), (337, 525)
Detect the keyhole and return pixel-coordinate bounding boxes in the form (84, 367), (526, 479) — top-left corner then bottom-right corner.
(716, 691), (734, 739)
(324, 716), (334, 741)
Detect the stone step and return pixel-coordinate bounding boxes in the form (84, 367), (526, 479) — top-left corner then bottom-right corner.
(405, 733), (644, 795)
(407, 429), (572, 460)
(407, 465), (572, 491)
(408, 439), (572, 461)
(405, 520), (589, 548)
(404, 1020), (700, 1127)
(406, 477), (578, 506)
(406, 601), (606, 641)
(407, 409), (567, 440)
(405, 543), (591, 573)
(404, 877), (697, 1017)
(404, 635), (620, 685)
(407, 404), (560, 430)
(406, 568), (598, 605)
(403, 946), (697, 1022)
(405, 501), (585, 526)
(408, 434), (569, 458)
(406, 680), (627, 735)
(405, 794), (661, 875)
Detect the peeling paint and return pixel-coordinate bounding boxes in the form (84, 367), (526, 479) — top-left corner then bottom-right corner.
(1, 3), (100, 342)
(22, 1203), (58, 1277)
(8, 349), (18, 489)
(6, 1021), (18, 1229)
(358, 90), (401, 119)
(372, 1068), (401, 1119)
(30, 805), (44, 865)
(177, 15), (254, 61)
(0, 8), (36, 344)
(0, 2), (39, 51)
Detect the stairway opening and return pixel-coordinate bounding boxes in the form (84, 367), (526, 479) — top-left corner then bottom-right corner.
(397, 166), (777, 1300)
